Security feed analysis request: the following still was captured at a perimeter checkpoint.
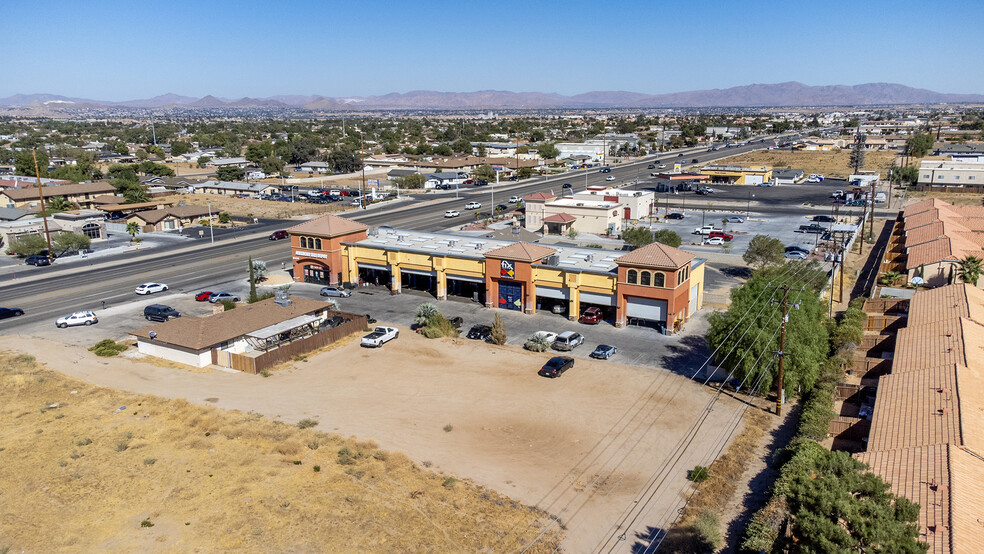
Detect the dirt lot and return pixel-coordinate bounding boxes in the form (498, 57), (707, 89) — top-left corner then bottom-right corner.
(0, 351), (560, 552)
(715, 149), (899, 179)
(0, 327), (744, 552)
(170, 193), (351, 219)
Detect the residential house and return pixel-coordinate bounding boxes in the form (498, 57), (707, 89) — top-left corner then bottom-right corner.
(124, 205), (215, 232)
(188, 180), (278, 197)
(205, 157), (248, 168)
(771, 168), (805, 185)
(298, 161), (331, 174)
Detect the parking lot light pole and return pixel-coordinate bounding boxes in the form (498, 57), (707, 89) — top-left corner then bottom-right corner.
(747, 191), (754, 217)
(207, 201), (214, 244)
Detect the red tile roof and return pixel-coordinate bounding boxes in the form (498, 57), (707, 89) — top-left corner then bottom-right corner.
(484, 242), (556, 262)
(908, 284), (984, 327)
(542, 212), (576, 223)
(523, 192), (556, 201)
(287, 214), (368, 238)
(615, 241), (694, 269)
(892, 318), (984, 373)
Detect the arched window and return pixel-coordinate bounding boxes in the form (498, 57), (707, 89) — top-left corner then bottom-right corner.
(82, 223), (101, 240)
(640, 271), (651, 286)
(652, 272), (665, 287)
(627, 269), (638, 284)
(315, 238), (322, 250)
(300, 237), (308, 248)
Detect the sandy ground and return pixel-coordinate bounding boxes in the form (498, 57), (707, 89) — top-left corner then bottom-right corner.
(716, 149), (899, 179)
(0, 326), (745, 552)
(171, 193), (351, 219)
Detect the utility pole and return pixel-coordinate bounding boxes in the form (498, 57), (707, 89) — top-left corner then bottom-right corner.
(32, 150), (54, 261)
(771, 284), (799, 417)
(360, 133), (366, 209)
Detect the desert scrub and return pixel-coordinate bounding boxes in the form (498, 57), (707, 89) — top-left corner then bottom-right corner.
(88, 339), (128, 357)
(296, 418), (318, 429)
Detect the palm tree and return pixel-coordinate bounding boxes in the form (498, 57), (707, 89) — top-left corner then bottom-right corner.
(44, 195), (73, 214)
(125, 221), (140, 243)
(958, 256), (983, 286)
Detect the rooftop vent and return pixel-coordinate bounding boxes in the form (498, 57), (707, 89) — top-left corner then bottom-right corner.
(274, 289), (292, 307)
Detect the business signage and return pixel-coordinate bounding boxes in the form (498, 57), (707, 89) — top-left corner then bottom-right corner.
(368, 179), (379, 187)
(500, 259), (515, 278)
(492, 165), (505, 172)
(295, 250), (328, 259)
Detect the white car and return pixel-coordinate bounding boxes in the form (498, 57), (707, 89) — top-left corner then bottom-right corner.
(444, 210), (460, 218)
(361, 326), (399, 348)
(658, 164), (667, 169)
(508, 195), (522, 203)
(465, 201), (482, 210)
(530, 331), (558, 344)
(55, 311), (98, 328)
(605, 175), (616, 181)
(135, 282), (168, 295)
(704, 237), (725, 245)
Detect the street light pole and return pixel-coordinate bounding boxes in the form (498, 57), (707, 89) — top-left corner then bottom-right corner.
(207, 201), (214, 245)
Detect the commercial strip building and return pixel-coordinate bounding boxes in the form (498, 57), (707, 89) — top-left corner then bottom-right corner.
(888, 199), (984, 287)
(130, 295), (365, 372)
(916, 159), (984, 190)
(0, 209), (106, 251)
(852, 284), (984, 553)
(288, 214), (705, 332)
(698, 164), (773, 185)
(523, 188), (655, 235)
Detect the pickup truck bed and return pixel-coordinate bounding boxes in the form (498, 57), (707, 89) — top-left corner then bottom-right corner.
(361, 326), (399, 348)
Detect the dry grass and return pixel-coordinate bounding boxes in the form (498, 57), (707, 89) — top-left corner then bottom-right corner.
(169, 193), (351, 219)
(659, 407), (772, 551)
(714, 149), (899, 179)
(0, 352), (561, 552)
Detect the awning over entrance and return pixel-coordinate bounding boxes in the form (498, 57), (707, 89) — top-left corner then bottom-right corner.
(536, 286), (569, 300)
(580, 291), (616, 306)
(246, 314), (322, 341)
(447, 274), (485, 284)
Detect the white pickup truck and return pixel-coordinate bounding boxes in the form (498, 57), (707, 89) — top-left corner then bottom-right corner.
(693, 225), (720, 236)
(361, 326), (399, 348)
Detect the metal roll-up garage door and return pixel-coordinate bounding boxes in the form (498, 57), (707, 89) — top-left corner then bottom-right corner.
(580, 291), (616, 306)
(536, 286), (569, 300)
(447, 274), (484, 284)
(359, 263), (390, 271)
(746, 175), (763, 185)
(625, 297), (667, 321)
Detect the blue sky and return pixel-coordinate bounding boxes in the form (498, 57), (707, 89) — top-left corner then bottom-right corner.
(3, 0), (980, 100)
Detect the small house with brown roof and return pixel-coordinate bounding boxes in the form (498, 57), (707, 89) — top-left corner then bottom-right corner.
(0, 181), (117, 210)
(124, 204), (215, 232)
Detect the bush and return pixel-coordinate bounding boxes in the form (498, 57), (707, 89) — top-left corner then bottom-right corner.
(692, 510), (723, 551)
(413, 303), (439, 326)
(796, 379), (836, 441)
(687, 465), (709, 483)
(247, 292), (275, 304)
(442, 477), (457, 489)
(218, 212), (232, 224)
(420, 313), (460, 338)
(88, 339), (128, 357)
(489, 313), (507, 345)
(337, 447), (361, 466)
(296, 418), (318, 429)
(220, 299), (236, 311)
(524, 334), (549, 352)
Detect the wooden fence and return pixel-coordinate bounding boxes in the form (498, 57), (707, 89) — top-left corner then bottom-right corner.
(828, 416), (870, 441)
(862, 298), (909, 316)
(221, 312), (368, 375)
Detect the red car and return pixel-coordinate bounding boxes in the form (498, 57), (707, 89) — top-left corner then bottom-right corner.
(269, 230), (288, 240)
(709, 231), (733, 241)
(580, 307), (604, 324)
(195, 291), (214, 302)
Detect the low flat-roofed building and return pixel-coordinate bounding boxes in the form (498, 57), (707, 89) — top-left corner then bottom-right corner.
(0, 181), (117, 209)
(0, 209), (106, 251)
(525, 195), (624, 235)
(699, 164), (773, 185)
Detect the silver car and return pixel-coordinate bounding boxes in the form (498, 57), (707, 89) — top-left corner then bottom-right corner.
(320, 286), (352, 298)
(56, 311), (98, 328)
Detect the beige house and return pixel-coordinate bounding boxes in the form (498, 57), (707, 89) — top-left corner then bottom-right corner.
(125, 205), (215, 232)
(0, 181), (117, 209)
(0, 209), (106, 252)
(524, 194), (623, 236)
(578, 187), (655, 221)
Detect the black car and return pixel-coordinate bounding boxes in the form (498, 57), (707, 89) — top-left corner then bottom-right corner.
(0, 307), (25, 319)
(25, 255), (51, 266)
(466, 325), (492, 341)
(691, 158), (700, 164)
(144, 304), (181, 322)
(665, 212), (685, 220)
(785, 245), (810, 254)
(799, 223), (825, 234)
(647, 164), (655, 169)
(813, 215), (836, 223)
(562, 183), (572, 188)
(539, 356), (574, 378)
(475, 179), (489, 186)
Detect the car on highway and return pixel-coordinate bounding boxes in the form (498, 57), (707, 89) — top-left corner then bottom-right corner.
(784, 250), (808, 260)
(590, 344), (617, 360)
(508, 195), (522, 203)
(55, 311), (98, 328)
(269, 230), (289, 240)
(605, 175), (615, 181)
(474, 179), (489, 186)
(691, 158), (700, 164)
(647, 164), (655, 169)
(319, 286), (352, 298)
(580, 306), (604, 324)
(562, 183), (572, 189)
(695, 187), (713, 195)
(465, 201), (481, 210)
(444, 210), (460, 218)
(466, 324), (492, 341)
(600, 167), (611, 173)
(726, 216), (745, 223)
(208, 292), (240, 303)
(496, 204), (510, 213)
(194, 291), (214, 302)
(0, 307), (25, 320)
(135, 282), (168, 295)
(704, 237), (725, 245)
(665, 212), (684, 220)
(538, 356), (574, 378)
(658, 164), (667, 169)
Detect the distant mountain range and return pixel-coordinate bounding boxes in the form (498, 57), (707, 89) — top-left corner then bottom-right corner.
(1, 82), (981, 112)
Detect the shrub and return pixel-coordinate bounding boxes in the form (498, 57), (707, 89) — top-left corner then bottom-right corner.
(442, 477), (457, 489)
(220, 299), (236, 311)
(691, 510), (723, 551)
(489, 313), (507, 345)
(337, 447), (361, 466)
(218, 212), (232, 224)
(143, 458), (156, 465)
(296, 418), (318, 429)
(414, 303), (439, 326)
(420, 313), (460, 339)
(524, 334), (549, 352)
(88, 339), (128, 357)
(76, 437), (92, 446)
(313, 465), (321, 472)
(140, 519), (154, 528)
(247, 292), (275, 304)
(443, 424), (453, 433)
(687, 465), (709, 483)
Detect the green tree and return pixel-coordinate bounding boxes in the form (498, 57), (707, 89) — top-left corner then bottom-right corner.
(905, 133), (934, 157)
(394, 174), (426, 189)
(245, 142), (272, 164)
(451, 138), (472, 153)
(326, 147), (360, 174)
(135, 148), (148, 161)
(958, 255), (983, 286)
(537, 143), (559, 159)
(529, 129), (545, 142)
(490, 313), (507, 345)
(169, 141), (192, 157)
(260, 155), (284, 176)
(7, 233), (47, 256)
(476, 143), (487, 157)
(707, 263), (829, 396)
(138, 161), (174, 177)
(781, 446), (926, 553)
(125, 221), (141, 243)
(147, 145), (165, 159)
(652, 229), (682, 248)
(52, 231), (91, 254)
(622, 227), (654, 250)
(743, 234), (785, 268)
(289, 135), (319, 165)
(15, 150), (48, 177)
(114, 144), (130, 155)
(248, 255), (258, 303)
(196, 156), (212, 167)
(472, 164), (496, 181)
(216, 166), (245, 181)
(432, 144), (453, 156)
(516, 167), (534, 179)
(107, 164), (139, 183)
(44, 195), (73, 214)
